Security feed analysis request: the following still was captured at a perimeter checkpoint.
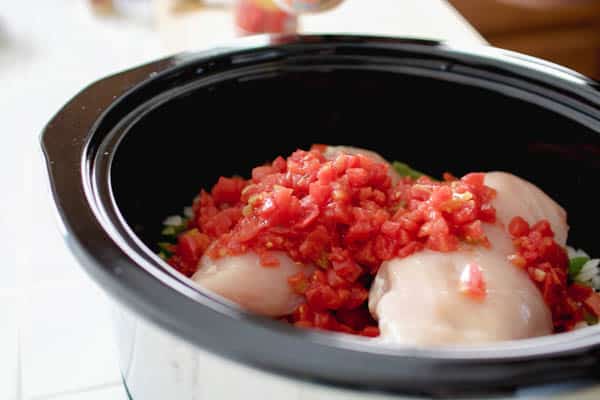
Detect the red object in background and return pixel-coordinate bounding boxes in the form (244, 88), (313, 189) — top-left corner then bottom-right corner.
(235, 0), (298, 34)
(89, 0), (115, 14)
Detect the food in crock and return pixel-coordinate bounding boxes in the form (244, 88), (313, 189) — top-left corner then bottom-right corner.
(157, 145), (600, 345)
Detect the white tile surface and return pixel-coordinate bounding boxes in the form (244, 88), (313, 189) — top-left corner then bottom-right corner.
(21, 281), (121, 399)
(0, 139), (24, 291)
(43, 385), (128, 400)
(0, 244), (18, 290)
(0, 294), (20, 400)
(29, 155), (87, 284)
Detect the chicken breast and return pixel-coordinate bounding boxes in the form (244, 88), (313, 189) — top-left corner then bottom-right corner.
(485, 172), (568, 245)
(369, 245), (553, 346)
(369, 172), (566, 346)
(192, 251), (312, 317)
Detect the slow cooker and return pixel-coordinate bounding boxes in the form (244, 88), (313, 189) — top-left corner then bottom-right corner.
(42, 35), (600, 399)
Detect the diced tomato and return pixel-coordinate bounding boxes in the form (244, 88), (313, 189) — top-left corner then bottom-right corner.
(459, 263), (487, 300)
(397, 241), (422, 258)
(430, 186), (452, 207)
(567, 283), (593, 302)
(177, 229), (211, 267)
(298, 225), (330, 262)
(309, 182), (331, 206)
(288, 272), (308, 294)
(450, 202), (477, 225)
(211, 177), (246, 205)
(531, 220), (554, 238)
(380, 220), (401, 237)
(313, 311), (336, 330)
(347, 168), (370, 187)
(353, 242), (379, 272)
(332, 258), (362, 283)
(252, 165), (275, 181)
(343, 285), (369, 310)
(273, 185), (294, 209)
(461, 172), (485, 187)
(374, 234), (396, 260)
(293, 303), (313, 322)
(310, 144), (328, 154)
(235, 216), (264, 242)
(167, 255), (196, 277)
(508, 254), (527, 268)
(443, 172), (458, 182)
(336, 308), (374, 331)
(336, 287), (351, 307)
(479, 203), (496, 223)
(326, 269), (347, 288)
(306, 284), (341, 311)
(410, 184), (432, 201)
(296, 199), (320, 229)
(426, 233), (459, 252)
(507, 214), (581, 332)
(360, 326), (380, 337)
(317, 163), (337, 184)
(311, 270), (328, 285)
(461, 220), (487, 245)
(294, 320), (313, 329)
(584, 293), (600, 317)
(203, 207), (242, 238)
(272, 156), (287, 172)
(509, 216), (530, 237)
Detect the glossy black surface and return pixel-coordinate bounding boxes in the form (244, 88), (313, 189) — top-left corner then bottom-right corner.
(42, 35), (600, 396)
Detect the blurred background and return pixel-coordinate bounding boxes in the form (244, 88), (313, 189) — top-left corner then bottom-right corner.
(0, 1), (598, 400)
(450, 0), (600, 79)
(3, 1), (598, 76)
(3, 1), (600, 78)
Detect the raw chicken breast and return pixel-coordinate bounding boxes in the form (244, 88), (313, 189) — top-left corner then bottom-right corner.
(485, 172), (568, 245)
(323, 145), (401, 183)
(369, 246), (553, 346)
(192, 251), (311, 317)
(369, 172), (566, 345)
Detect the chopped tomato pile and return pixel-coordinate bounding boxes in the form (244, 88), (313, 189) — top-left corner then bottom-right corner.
(164, 146), (501, 336)
(508, 217), (600, 332)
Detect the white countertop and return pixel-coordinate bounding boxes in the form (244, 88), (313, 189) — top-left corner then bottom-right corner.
(0, 1), (483, 399)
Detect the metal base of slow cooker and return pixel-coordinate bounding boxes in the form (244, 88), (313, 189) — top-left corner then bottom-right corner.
(113, 304), (600, 400)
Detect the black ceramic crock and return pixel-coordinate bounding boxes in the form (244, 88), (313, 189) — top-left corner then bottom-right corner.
(42, 35), (600, 399)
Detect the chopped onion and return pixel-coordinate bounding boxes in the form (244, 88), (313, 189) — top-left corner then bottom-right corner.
(567, 246), (590, 260)
(163, 215), (184, 227)
(577, 259), (600, 284)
